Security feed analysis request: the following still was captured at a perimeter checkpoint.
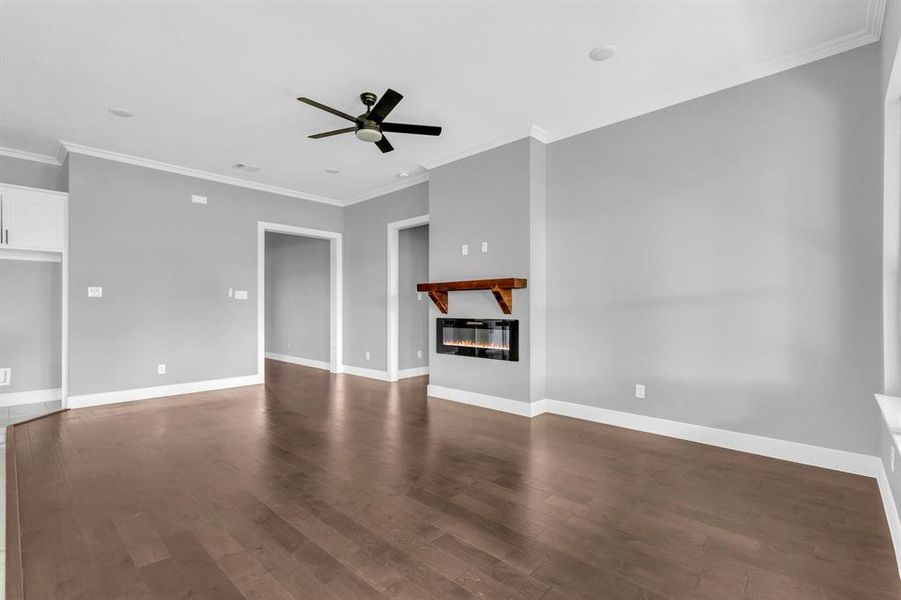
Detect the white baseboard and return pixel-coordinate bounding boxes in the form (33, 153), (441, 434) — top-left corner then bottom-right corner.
(540, 399), (879, 477)
(425, 386), (879, 477)
(877, 463), (901, 577)
(398, 366), (429, 379)
(266, 352), (330, 371)
(67, 374), (263, 409)
(427, 384), (542, 417)
(341, 365), (390, 382)
(0, 387), (61, 406)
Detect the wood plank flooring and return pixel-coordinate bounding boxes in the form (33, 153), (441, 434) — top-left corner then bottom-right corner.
(9, 359), (901, 599)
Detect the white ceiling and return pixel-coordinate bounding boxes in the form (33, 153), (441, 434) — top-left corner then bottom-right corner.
(0, 1), (883, 205)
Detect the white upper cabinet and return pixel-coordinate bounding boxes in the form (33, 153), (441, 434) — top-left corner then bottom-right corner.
(0, 184), (67, 252)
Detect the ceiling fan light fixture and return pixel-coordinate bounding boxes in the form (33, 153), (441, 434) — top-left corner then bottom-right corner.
(355, 128), (383, 142)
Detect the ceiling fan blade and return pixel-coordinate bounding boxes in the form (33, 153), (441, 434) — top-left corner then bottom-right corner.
(381, 122), (442, 136)
(308, 127), (356, 139)
(297, 97), (356, 122)
(369, 89), (403, 122)
(375, 136), (394, 153)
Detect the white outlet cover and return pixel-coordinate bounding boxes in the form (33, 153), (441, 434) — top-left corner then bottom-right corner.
(234, 289), (249, 300)
(365, 351), (371, 360)
(228, 287), (234, 298)
(157, 363), (166, 375)
(0, 367), (10, 386)
(88, 286), (103, 298)
(635, 384), (646, 399)
(461, 243), (469, 256)
(417, 350), (422, 358)
(191, 194), (208, 205)
(481, 241), (488, 253)
(417, 292), (422, 301)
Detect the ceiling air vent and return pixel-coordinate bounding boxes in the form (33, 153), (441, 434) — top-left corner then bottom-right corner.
(232, 163), (261, 173)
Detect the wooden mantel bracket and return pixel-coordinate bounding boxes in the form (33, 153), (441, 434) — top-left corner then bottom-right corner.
(416, 278), (527, 315)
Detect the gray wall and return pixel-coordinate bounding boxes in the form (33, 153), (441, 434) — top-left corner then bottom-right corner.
(880, 2), (901, 520)
(343, 182), (428, 371)
(0, 155), (67, 191)
(398, 224), (429, 371)
(264, 233), (330, 362)
(67, 153), (342, 396)
(546, 45), (882, 455)
(0, 259), (61, 393)
(428, 139), (534, 403)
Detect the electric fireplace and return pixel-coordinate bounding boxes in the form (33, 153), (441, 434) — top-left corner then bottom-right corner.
(436, 319), (518, 361)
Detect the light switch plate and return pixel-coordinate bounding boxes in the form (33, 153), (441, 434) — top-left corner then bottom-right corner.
(191, 194), (208, 205)
(635, 384), (646, 399)
(461, 243), (469, 256)
(417, 292), (422, 301)
(157, 363), (166, 375)
(88, 286), (103, 298)
(365, 351), (371, 360)
(481, 241), (488, 253)
(234, 290), (249, 300)
(0, 368), (10, 386)
(417, 350), (422, 358)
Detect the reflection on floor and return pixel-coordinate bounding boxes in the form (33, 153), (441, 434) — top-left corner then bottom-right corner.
(0, 401), (62, 445)
(9, 362), (901, 599)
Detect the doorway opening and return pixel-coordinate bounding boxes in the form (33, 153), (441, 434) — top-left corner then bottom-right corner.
(387, 215), (429, 382)
(257, 222), (342, 379)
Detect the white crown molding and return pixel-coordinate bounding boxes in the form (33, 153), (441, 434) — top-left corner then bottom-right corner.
(0, 146), (61, 166)
(58, 141), (344, 207)
(544, 17), (883, 143)
(345, 172), (430, 206)
(867, 0), (887, 39)
(419, 127), (539, 171)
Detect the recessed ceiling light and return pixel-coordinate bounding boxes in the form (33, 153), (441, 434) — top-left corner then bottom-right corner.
(326, 167), (340, 174)
(588, 45), (616, 62)
(108, 107), (134, 118)
(233, 163), (261, 173)
(396, 171), (410, 178)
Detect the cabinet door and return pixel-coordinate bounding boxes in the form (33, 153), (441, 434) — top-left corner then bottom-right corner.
(2, 192), (65, 251)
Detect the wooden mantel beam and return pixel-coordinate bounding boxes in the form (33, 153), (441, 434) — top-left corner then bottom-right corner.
(416, 278), (527, 314)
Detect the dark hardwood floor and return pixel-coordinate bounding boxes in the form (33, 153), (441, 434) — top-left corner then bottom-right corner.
(9, 360), (901, 599)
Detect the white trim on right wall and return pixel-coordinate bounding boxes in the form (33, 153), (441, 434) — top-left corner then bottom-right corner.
(386, 214), (430, 382)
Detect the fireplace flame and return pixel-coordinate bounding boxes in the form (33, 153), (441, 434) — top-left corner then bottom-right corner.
(444, 339), (509, 351)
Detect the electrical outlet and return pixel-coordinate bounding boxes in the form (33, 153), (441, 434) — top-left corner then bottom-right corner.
(287, 341), (291, 352)
(0, 368), (10, 386)
(88, 286), (103, 298)
(234, 290), (249, 300)
(481, 241), (488, 253)
(417, 349), (422, 358)
(191, 194), (208, 205)
(228, 288), (234, 298)
(417, 292), (422, 301)
(157, 363), (167, 375)
(365, 351), (370, 361)
(461, 243), (469, 256)
(634, 384), (645, 399)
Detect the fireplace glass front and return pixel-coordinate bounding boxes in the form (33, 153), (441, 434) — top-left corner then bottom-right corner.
(436, 319), (518, 361)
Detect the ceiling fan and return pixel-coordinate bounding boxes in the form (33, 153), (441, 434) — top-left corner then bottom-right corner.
(297, 89), (442, 153)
